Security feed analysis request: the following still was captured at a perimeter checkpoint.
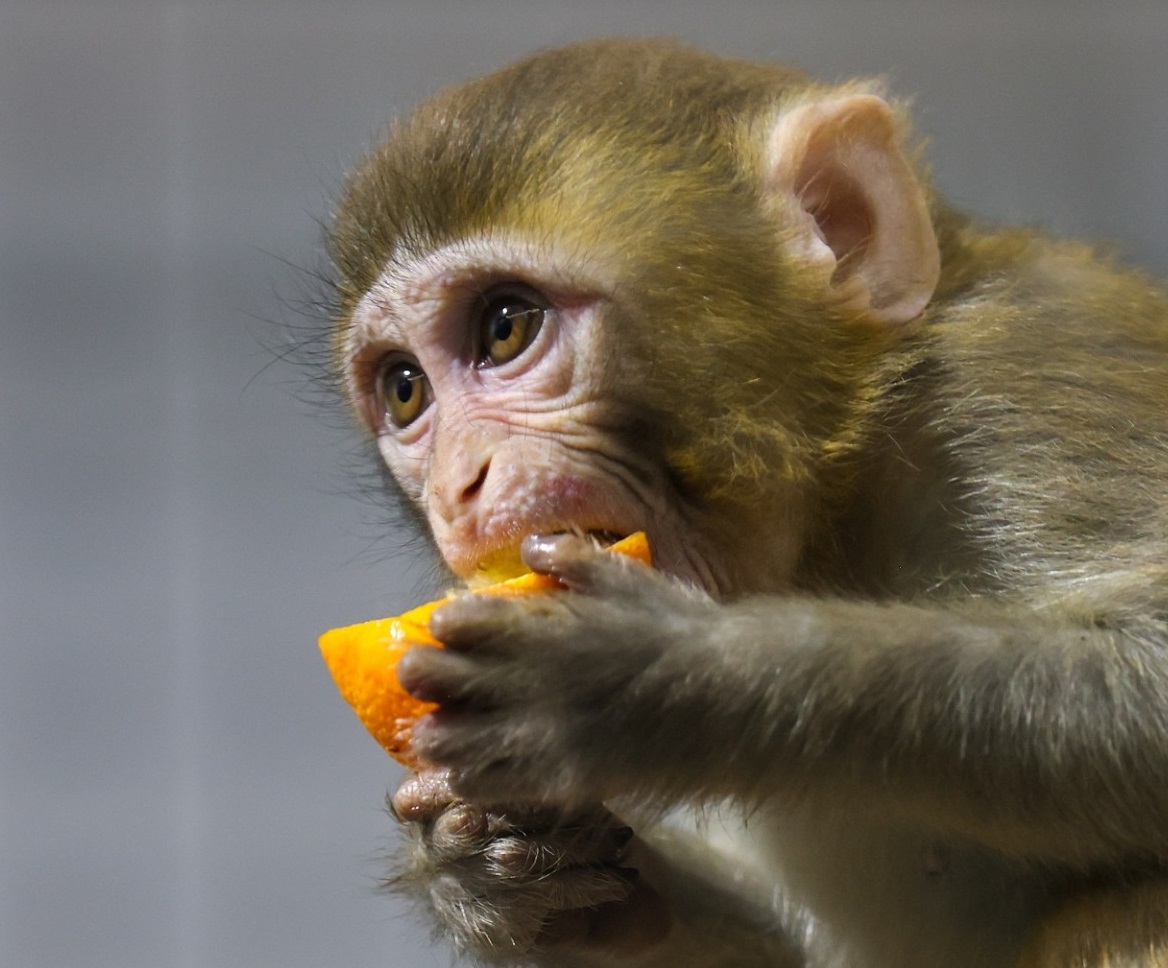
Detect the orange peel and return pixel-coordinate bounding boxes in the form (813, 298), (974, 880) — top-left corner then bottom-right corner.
(319, 532), (652, 765)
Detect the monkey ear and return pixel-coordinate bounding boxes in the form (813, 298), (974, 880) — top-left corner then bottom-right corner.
(766, 94), (940, 325)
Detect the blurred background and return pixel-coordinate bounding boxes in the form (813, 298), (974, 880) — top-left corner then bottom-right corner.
(3, 1), (1167, 966)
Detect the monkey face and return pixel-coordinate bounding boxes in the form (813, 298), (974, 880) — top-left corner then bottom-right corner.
(337, 216), (820, 598)
(328, 40), (934, 600)
(341, 233), (694, 583)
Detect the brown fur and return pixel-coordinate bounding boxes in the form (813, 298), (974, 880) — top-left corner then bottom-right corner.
(327, 38), (1168, 968)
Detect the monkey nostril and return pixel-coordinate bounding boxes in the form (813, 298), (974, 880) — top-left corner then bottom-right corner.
(460, 462), (490, 503)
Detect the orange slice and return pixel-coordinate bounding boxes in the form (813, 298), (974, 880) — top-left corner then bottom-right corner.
(319, 532), (652, 765)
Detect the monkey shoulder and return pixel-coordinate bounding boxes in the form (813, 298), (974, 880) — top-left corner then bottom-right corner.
(906, 239), (1168, 607)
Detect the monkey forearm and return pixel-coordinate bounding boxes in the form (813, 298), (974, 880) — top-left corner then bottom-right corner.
(414, 554), (1168, 865)
(676, 595), (1168, 863)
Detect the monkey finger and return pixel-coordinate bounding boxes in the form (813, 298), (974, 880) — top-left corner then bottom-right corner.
(422, 797), (632, 863)
(424, 801), (492, 856)
(396, 645), (493, 705)
(411, 711), (539, 791)
(520, 864), (637, 915)
(389, 767), (460, 823)
(480, 823), (636, 874)
(482, 800), (619, 833)
(411, 707), (498, 755)
(522, 532), (649, 598)
(430, 593), (561, 654)
(432, 806), (630, 863)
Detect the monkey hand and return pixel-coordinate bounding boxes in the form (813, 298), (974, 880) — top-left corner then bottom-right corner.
(389, 768), (671, 961)
(398, 533), (718, 806)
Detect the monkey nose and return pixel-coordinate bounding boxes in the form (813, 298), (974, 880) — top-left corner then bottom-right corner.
(431, 456), (491, 520)
(430, 430), (502, 524)
(459, 459), (490, 504)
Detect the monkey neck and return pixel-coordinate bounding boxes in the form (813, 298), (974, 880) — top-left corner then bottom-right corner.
(795, 358), (983, 601)
(790, 215), (1037, 600)
(932, 204), (1038, 299)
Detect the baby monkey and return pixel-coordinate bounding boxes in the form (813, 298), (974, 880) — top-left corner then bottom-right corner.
(326, 38), (1168, 968)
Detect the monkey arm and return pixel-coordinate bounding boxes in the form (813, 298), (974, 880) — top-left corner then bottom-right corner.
(688, 593), (1168, 865)
(402, 535), (1168, 870)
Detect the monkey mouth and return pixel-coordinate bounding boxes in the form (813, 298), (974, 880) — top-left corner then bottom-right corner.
(468, 544), (528, 586)
(585, 529), (625, 547)
(466, 528), (628, 587)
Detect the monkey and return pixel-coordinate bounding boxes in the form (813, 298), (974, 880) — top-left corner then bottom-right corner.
(323, 37), (1168, 968)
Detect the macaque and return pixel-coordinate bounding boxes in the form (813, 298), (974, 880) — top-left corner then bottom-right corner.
(324, 38), (1168, 968)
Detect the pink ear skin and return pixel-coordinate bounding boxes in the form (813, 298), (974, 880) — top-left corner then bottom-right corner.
(767, 94), (940, 326)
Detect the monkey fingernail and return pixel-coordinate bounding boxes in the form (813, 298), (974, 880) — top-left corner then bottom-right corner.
(521, 532), (576, 568)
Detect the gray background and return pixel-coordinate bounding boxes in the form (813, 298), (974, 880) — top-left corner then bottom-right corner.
(3, 1), (1167, 966)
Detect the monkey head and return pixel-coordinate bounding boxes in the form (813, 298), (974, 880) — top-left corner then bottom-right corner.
(329, 39), (940, 598)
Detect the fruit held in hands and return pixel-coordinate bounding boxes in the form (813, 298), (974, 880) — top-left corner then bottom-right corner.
(319, 533), (652, 765)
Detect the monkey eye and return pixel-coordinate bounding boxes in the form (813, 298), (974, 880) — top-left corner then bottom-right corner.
(477, 288), (546, 367)
(376, 359), (431, 429)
